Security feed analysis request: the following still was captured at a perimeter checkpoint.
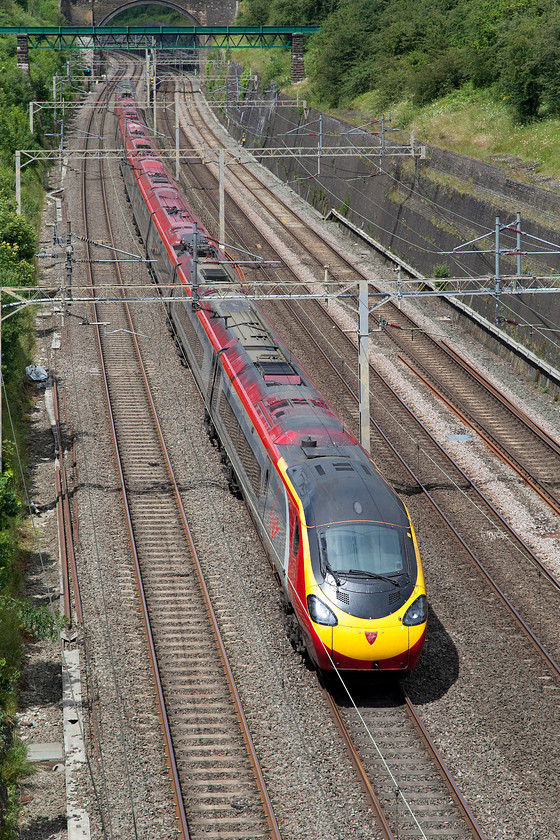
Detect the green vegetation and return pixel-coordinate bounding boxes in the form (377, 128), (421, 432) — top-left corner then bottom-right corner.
(0, 468), (64, 839)
(0, 0), (556, 830)
(238, 0), (560, 121)
(0, 0), (76, 835)
(234, 0), (560, 178)
(402, 86), (560, 180)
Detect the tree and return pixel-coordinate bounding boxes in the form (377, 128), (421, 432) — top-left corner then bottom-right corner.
(267, 0), (337, 25)
(235, 0), (270, 25)
(311, 0), (384, 106)
(0, 209), (36, 261)
(497, 19), (544, 121)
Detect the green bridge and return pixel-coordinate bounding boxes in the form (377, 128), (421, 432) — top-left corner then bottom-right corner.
(1, 25), (319, 50)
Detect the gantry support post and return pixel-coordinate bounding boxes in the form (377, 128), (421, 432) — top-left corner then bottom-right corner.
(175, 87), (180, 179)
(192, 222), (199, 304)
(152, 44), (157, 132)
(145, 49), (150, 108)
(219, 149), (225, 251)
(358, 279), (370, 453)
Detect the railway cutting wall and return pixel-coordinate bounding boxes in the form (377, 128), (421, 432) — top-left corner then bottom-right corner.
(215, 70), (560, 395)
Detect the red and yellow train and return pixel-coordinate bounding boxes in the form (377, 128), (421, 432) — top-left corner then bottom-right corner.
(115, 81), (427, 673)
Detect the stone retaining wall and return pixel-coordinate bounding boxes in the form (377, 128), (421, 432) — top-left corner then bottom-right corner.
(215, 69), (560, 389)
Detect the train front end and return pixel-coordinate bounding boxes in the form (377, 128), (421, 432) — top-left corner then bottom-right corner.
(305, 578), (427, 672)
(288, 457), (427, 673)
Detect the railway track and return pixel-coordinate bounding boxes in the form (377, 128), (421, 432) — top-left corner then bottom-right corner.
(160, 75), (560, 674)
(76, 64), (281, 840)
(165, 77), (560, 522)
(378, 313), (560, 518)
(154, 74), (560, 837)
(153, 79), (498, 840)
(325, 681), (483, 840)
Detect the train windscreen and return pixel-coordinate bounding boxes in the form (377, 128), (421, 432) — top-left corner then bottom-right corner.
(319, 522), (410, 577)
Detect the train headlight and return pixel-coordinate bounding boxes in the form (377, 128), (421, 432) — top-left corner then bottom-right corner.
(402, 595), (427, 626)
(307, 595), (338, 626)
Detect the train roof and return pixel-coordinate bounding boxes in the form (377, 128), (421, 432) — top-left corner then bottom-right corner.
(288, 457), (409, 529)
(201, 298), (358, 459)
(131, 138), (157, 156)
(128, 122), (148, 138)
(117, 92), (405, 523)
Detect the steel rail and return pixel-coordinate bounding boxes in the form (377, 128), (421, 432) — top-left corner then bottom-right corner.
(401, 688), (486, 839)
(53, 374), (83, 624)
(59, 460), (82, 624)
(81, 64), (191, 840)
(54, 458), (71, 623)
(320, 684), (397, 840)
(441, 339), (560, 455)
(399, 353), (560, 520)
(70, 437), (80, 547)
(287, 300), (560, 682)
(85, 65), (282, 840)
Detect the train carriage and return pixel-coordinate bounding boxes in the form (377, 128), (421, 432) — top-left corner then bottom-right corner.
(115, 84), (428, 673)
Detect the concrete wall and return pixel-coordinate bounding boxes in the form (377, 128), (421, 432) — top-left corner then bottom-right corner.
(216, 69), (560, 387)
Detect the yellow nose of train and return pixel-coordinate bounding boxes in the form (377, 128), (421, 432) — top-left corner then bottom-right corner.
(308, 590), (427, 672)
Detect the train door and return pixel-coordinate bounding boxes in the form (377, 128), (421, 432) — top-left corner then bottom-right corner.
(258, 467), (269, 518)
(262, 467), (289, 577)
(287, 504), (300, 586)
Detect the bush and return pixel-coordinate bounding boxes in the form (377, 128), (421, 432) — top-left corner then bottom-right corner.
(410, 50), (468, 107)
(433, 262), (450, 279)
(0, 3), (68, 836)
(0, 209), (36, 261)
